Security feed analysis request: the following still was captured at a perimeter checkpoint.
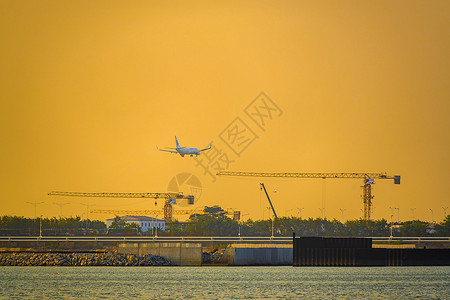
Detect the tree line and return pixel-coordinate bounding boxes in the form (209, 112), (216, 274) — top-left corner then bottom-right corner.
(1, 207), (449, 237)
(0, 215), (106, 236)
(163, 208), (450, 237)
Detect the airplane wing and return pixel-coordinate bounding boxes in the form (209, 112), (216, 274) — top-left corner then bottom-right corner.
(199, 144), (212, 152)
(157, 146), (178, 154)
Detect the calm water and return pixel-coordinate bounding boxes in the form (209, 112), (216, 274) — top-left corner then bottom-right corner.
(1, 266), (449, 299)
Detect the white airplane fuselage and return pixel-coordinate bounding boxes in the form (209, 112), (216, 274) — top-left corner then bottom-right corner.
(177, 147), (200, 157)
(158, 136), (210, 157)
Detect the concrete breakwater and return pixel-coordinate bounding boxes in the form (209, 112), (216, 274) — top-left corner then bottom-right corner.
(221, 244), (293, 266)
(118, 243), (202, 266)
(118, 243), (293, 266)
(0, 251), (174, 266)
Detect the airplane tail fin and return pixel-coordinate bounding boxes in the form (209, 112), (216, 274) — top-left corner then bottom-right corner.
(175, 136), (180, 148)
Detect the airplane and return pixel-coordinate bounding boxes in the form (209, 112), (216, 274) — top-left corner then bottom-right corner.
(157, 136), (211, 157)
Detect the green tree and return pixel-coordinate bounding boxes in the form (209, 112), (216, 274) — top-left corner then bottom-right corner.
(185, 206), (239, 236)
(163, 220), (187, 236)
(398, 220), (430, 237)
(435, 215), (450, 236)
(108, 216), (138, 230)
(344, 219), (389, 237)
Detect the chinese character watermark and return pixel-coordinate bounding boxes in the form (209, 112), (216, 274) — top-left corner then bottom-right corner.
(167, 172), (202, 207)
(193, 143), (235, 182)
(244, 92), (283, 131)
(219, 117), (258, 157)
(194, 92), (283, 183)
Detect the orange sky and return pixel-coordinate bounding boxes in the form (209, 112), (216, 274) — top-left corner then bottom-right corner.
(1, 0), (449, 223)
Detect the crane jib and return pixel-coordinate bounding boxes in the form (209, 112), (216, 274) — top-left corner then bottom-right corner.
(217, 172), (400, 181)
(48, 192), (188, 199)
(216, 171), (401, 221)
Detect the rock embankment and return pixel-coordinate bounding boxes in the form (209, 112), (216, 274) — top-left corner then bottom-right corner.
(0, 251), (174, 266)
(202, 248), (227, 264)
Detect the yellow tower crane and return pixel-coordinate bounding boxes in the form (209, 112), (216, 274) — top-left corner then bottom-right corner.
(48, 191), (195, 222)
(90, 208), (197, 219)
(216, 171), (400, 220)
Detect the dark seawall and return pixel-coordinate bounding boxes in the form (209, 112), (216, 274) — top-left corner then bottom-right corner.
(293, 236), (450, 266)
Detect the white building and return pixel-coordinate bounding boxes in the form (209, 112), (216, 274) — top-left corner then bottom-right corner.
(106, 215), (165, 233)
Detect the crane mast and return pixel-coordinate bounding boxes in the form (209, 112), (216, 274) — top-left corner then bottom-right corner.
(217, 171), (400, 220)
